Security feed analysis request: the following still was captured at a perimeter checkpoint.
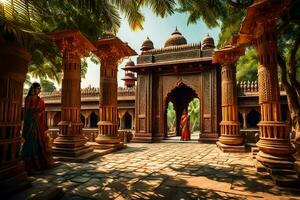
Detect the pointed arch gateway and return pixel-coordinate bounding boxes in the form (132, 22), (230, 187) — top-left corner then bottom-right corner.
(127, 40), (221, 142)
(164, 83), (199, 138)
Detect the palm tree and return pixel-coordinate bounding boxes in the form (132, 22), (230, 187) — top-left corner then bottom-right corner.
(0, 0), (181, 82)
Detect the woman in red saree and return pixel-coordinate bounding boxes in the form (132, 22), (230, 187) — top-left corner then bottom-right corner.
(21, 82), (53, 173)
(180, 109), (191, 141)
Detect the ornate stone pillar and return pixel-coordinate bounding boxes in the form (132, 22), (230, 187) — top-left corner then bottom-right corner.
(95, 56), (120, 148)
(213, 45), (245, 152)
(93, 34), (136, 149)
(254, 21), (295, 169)
(51, 31), (99, 162)
(0, 42), (31, 196)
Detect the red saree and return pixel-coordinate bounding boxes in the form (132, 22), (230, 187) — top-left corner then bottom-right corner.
(180, 113), (191, 141)
(21, 96), (53, 173)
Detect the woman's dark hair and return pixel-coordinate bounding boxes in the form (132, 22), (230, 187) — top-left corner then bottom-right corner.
(27, 82), (41, 97)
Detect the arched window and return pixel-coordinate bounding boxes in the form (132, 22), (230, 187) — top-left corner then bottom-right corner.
(81, 114), (85, 127)
(246, 109), (260, 128)
(53, 112), (61, 127)
(90, 112), (98, 128)
(123, 112), (132, 129)
(238, 112), (243, 128)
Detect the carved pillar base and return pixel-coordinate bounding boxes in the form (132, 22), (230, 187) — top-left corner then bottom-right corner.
(95, 120), (123, 149)
(256, 122), (295, 169)
(94, 135), (123, 149)
(132, 133), (153, 143)
(219, 122), (244, 145)
(216, 141), (246, 153)
(218, 122), (245, 152)
(52, 124), (99, 162)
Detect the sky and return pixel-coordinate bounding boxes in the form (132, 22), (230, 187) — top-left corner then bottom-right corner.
(81, 7), (220, 88)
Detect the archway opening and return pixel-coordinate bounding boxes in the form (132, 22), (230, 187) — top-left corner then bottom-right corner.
(81, 114), (85, 127)
(238, 112), (243, 128)
(90, 112), (98, 128)
(53, 112), (61, 127)
(164, 83), (199, 140)
(123, 112), (132, 129)
(246, 109), (260, 129)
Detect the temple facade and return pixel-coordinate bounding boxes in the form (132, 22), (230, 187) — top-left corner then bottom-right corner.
(43, 28), (290, 145)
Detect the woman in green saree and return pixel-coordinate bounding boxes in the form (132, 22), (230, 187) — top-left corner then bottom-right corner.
(21, 82), (54, 173)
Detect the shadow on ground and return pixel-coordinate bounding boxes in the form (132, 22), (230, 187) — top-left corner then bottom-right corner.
(25, 159), (300, 200)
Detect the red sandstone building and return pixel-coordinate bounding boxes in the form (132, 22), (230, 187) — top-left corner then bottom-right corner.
(43, 29), (290, 146)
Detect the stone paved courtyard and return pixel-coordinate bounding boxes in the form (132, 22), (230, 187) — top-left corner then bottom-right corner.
(14, 143), (300, 199)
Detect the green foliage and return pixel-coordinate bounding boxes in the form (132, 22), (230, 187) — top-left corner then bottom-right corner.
(217, 5), (245, 47)
(188, 98), (200, 133)
(167, 102), (176, 132)
(0, 0), (156, 83)
(40, 79), (56, 92)
(236, 48), (258, 81)
(177, 0), (226, 29)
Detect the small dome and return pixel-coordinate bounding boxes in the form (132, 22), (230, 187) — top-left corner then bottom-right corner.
(202, 34), (215, 50)
(164, 27), (187, 48)
(141, 36), (154, 51)
(125, 59), (135, 68)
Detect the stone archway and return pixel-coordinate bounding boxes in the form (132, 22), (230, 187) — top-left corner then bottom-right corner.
(164, 83), (199, 138)
(238, 112), (243, 129)
(80, 114), (85, 127)
(122, 112), (132, 129)
(53, 112), (61, 127)
(90, 112), (98, 128)
(246, 109), (260, 129)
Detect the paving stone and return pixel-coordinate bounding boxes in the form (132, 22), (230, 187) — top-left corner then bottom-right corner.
(71, 176), (91, 184)
(25, 142), (300, 199)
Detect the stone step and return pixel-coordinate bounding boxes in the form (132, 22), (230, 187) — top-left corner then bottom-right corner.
(271, 174), (300, 188)
(1, 179), (31, 199)
(53, 151), (100, 163)
(90, 142), (124, 150)
(1, 171), (28, 187)
(268, 168), (297, 176)
(8, 183), (63, 200)
(251, 147), (259, 153)
(0, 162), (26, 180)
(251, 147), (259, 159)
(52, 146), (94, 157)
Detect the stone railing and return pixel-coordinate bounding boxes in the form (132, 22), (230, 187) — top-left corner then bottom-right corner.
(118, 86), (136, 96)
(40, 86), (136, 100)
(39, 81), (286, 100)
(237, 81), (285, 96)
(142, 43), (202, 55)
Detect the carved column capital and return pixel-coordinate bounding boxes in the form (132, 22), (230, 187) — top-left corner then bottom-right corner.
(213, 45), (244, 66)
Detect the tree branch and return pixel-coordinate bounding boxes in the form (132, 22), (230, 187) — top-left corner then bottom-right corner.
(278, 53), (299, 116)
(288, 35), (300, 102)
